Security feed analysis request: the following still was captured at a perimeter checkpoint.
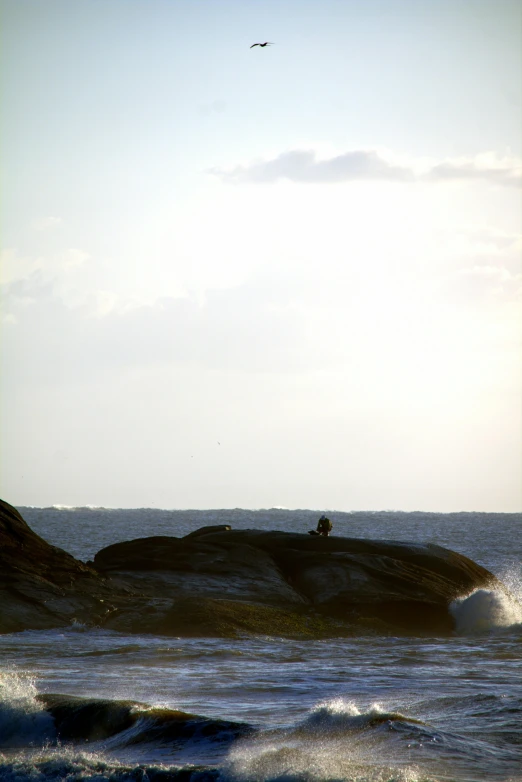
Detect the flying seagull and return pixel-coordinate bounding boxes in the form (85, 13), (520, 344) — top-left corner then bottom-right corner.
(250, 42), (274, 48)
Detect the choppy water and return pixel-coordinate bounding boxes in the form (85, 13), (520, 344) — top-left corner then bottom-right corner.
(1, 507), (521, 781)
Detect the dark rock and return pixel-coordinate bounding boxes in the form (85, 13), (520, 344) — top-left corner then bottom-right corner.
(0, 499), (130, 633)
(0, 500), (502, 637)
(93, 528), (499, 636)
(185, 524), (231, 538)
(93, 535), (303, 605)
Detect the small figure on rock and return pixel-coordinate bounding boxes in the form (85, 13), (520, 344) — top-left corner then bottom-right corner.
(309, 514), (332, 536)
(317, 514), (332, 536)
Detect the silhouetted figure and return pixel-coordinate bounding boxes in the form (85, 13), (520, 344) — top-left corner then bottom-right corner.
(250, 42), (274, 48)
(316, 515), (332, 537)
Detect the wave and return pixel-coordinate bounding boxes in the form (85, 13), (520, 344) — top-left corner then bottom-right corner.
(294, 697), (427, 735)
(0, 673), (253, 752)
(0, 672), (56, 748)
(450, 587), (522, 634)
(224, 697), (522, 782)
(48, 505), (116, 511)
(0, 749), (222, 782)
(41, 695), (254, 747)
(2, 681), (521, 781)
(0, 677), (422, 750)
(73, 645), (146, 657)
(0, 692), (430, 782)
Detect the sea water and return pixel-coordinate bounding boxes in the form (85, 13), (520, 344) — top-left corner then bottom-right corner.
(0, 507), (521, 782)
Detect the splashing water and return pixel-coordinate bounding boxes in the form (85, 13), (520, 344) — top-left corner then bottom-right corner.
(450, 586), (522, 635)
(0, 671), (55, 748)
(224, 698), (423, 782)
(498, 563), (522, 605)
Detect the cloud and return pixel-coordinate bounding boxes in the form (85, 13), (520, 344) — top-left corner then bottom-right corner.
(61, 248), (90, 269)
(211, 149), (415, 184)
(0, 248), (90, 287)
(429, 226), (522, 274)
(2, 274), (312, 382)
(31, 216), (63, 231)
(210, 149), (522, 187)
(0, 248), (93, 324)
(439, 264), (522, 306)
(426, 152), (522, 187)
(460, 226), (522, 252)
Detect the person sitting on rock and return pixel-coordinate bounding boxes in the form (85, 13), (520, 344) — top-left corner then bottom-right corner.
(316, 515), (332, 536)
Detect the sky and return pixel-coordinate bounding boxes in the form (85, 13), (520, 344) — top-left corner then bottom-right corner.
(1, 0), (521, 512)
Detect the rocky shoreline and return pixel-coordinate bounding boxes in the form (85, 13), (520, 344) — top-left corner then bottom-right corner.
(0, 499), (500, 637)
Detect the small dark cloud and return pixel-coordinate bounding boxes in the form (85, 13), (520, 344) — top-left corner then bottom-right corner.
(210, 149), (522, 187)
(211, 149), (414, 184)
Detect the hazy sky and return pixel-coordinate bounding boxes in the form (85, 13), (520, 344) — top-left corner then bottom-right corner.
(1, 0), (521, 511)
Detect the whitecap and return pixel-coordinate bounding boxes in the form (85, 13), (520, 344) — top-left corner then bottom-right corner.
(450, 587), (522, 635)
(0, 671), (56, 748)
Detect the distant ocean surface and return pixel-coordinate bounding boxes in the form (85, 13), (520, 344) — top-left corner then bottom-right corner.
(1, 507), (521, 782)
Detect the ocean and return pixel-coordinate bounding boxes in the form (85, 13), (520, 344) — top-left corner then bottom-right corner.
(1, 507), (521, 782)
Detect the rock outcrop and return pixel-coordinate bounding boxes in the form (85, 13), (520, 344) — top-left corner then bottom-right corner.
(0, 500), (500, 637)
(92, 528), (498, 636)
(0, 499), (128, 633)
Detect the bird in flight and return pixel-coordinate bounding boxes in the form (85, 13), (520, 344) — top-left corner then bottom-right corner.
(250, 42), (274, 48)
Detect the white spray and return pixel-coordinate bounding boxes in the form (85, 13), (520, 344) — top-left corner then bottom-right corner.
(450, 573), (522, 635)
(0, 671), (56, 748)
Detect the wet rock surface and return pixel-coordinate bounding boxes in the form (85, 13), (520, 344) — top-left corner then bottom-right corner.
(0, 500), (499, 637)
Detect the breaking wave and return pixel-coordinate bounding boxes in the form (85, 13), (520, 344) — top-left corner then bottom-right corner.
(295, 697), (426, 734)
(0, 671), (55, 748)
(1, 684), (521, 781)
(0, 750), (222, 782)
(0, 673), (252, 753)
(450, 586), (522, 635)
(223, 696), (522, 782)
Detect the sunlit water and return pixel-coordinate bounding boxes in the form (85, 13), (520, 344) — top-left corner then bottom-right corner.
(1, 508), (521, 781)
